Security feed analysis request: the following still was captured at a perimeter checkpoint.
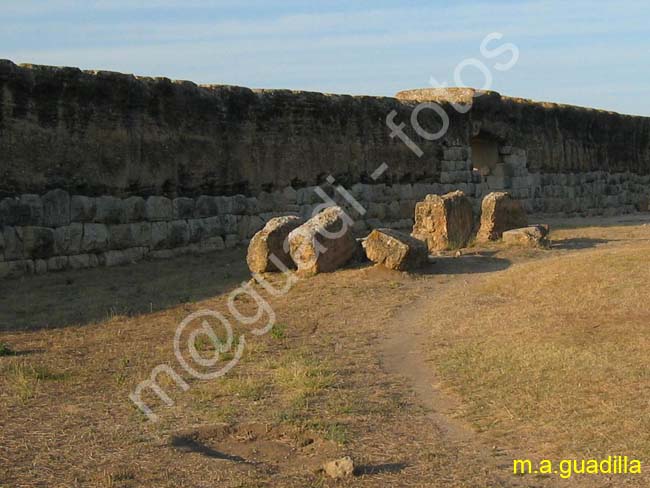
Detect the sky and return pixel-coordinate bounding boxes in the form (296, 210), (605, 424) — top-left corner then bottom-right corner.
(1, 0), (649, 115)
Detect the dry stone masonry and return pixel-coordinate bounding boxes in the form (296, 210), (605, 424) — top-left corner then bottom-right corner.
(1, 61), (649, 278)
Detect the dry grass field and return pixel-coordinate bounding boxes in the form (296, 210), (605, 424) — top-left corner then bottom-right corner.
(1, 215), (649, 487)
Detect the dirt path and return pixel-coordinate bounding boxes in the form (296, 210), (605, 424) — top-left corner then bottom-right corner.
(379, 255), (554, 487)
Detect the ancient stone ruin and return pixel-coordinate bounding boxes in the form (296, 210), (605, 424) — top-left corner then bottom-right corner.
(1, 60), (649, 278)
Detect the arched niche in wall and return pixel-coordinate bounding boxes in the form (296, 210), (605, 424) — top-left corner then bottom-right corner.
(471, 132), (500, 177)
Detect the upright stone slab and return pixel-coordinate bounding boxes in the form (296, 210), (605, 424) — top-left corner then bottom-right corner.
(477, 192), (528, 242)
(411, 191), (474, 252)
(288, 206), (355, 275)
(247, 216), (302, 273)
(363, 228), (428, 271)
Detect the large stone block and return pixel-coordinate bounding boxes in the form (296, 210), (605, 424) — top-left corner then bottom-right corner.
(54, 223), (83, 255)
(188, 218), (206, 242)
(195, 196), (219, 217)
(173, 197), (195, 219)
(71, 195), (96, 222)
(476, 192), (528, 242)
(204, 216), (224, 237)
(168, 220), (190, 247)
(18, 226), (55, 259)
(502, 225), (550, 248)
(288, 206), (356, 275)
(222, 214), (238, 234)
(145, 196), (172, 221)
(0, 196), (43, 226)
(363, 228), (428, 271)
(124, 196), (146, 222)
(412, 191), (474, 251)
(69, 253), (99, 270)
(101, 247), (146, 267)
(108, 224), (136, 250)
(82, 223), (110, 252)
(2, 227), (23, 260)
(47, 256), (69, 272)
(231, 195), (248, 215)
(95, 196), (126, 224)
(151, 221), (169, 249)
(0, 260), (32, 279)
(42, 189), (70, 227)
(247, 215), (302, 273)
(130, 222), (152, 247)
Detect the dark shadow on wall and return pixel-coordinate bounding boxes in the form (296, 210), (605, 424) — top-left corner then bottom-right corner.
(0, 248), (250, 332)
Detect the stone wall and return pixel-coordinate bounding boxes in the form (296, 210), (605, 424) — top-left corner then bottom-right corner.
(0, 60), (464, 198)
(1, 64), (650, 278)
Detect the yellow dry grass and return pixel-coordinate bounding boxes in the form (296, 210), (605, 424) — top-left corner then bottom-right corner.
(426, 239), (650, 462)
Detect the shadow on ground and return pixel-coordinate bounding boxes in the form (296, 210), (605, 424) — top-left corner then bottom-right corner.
(0, 248), (250, 332)
(551, 237), (611, 250)
(419, 255), (512, 275)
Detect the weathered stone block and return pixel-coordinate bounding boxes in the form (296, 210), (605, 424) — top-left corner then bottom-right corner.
(247, 215), (302, 273)
(283, 186), (298, 204)
(216, 196), (233, 215)
(47, 256), (69, 272)
(124, 196), (146, 222)
(0, 260), (31, 279)
(108, 224), (136, 250)
(231, 195), (248, 215)
(34, 259), (47, 275)
(54, 223), (83, 255)
(95, 196), (126, 224)
(71, 195), (96, 222)
(443, 146), (469, 161)
(151, 221), (169, 249)
(203, 216), (223, 237)
(477, 192), (528, 242)
(502, 225), (550, 248)
(222, 214), (238, 234)
(245, 197), (260, 215)
(101, 247), (146, 267)
(224, 234), (239, 248)
(1, 196), (43, 226)
(288, 206), (356, 275)
(173, 197), (195, 219)
(363, 228), (428, 271)
(69, 253), (99, 270)
(130, 222), (152, 247)
(82, 223), (110, 252)
(200, 236), (225, 253)
(168, 220), (190, 247)
(412, 191), (474, 251)
(145, 196), (172, 221)
(188, 218), (206, 242)
(195, 195), (219, 217)
(42, 189), (70, 227)
(18, 226), (55, 258)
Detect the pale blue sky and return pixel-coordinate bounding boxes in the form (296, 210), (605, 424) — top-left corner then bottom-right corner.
(1, 0), (649, 115)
